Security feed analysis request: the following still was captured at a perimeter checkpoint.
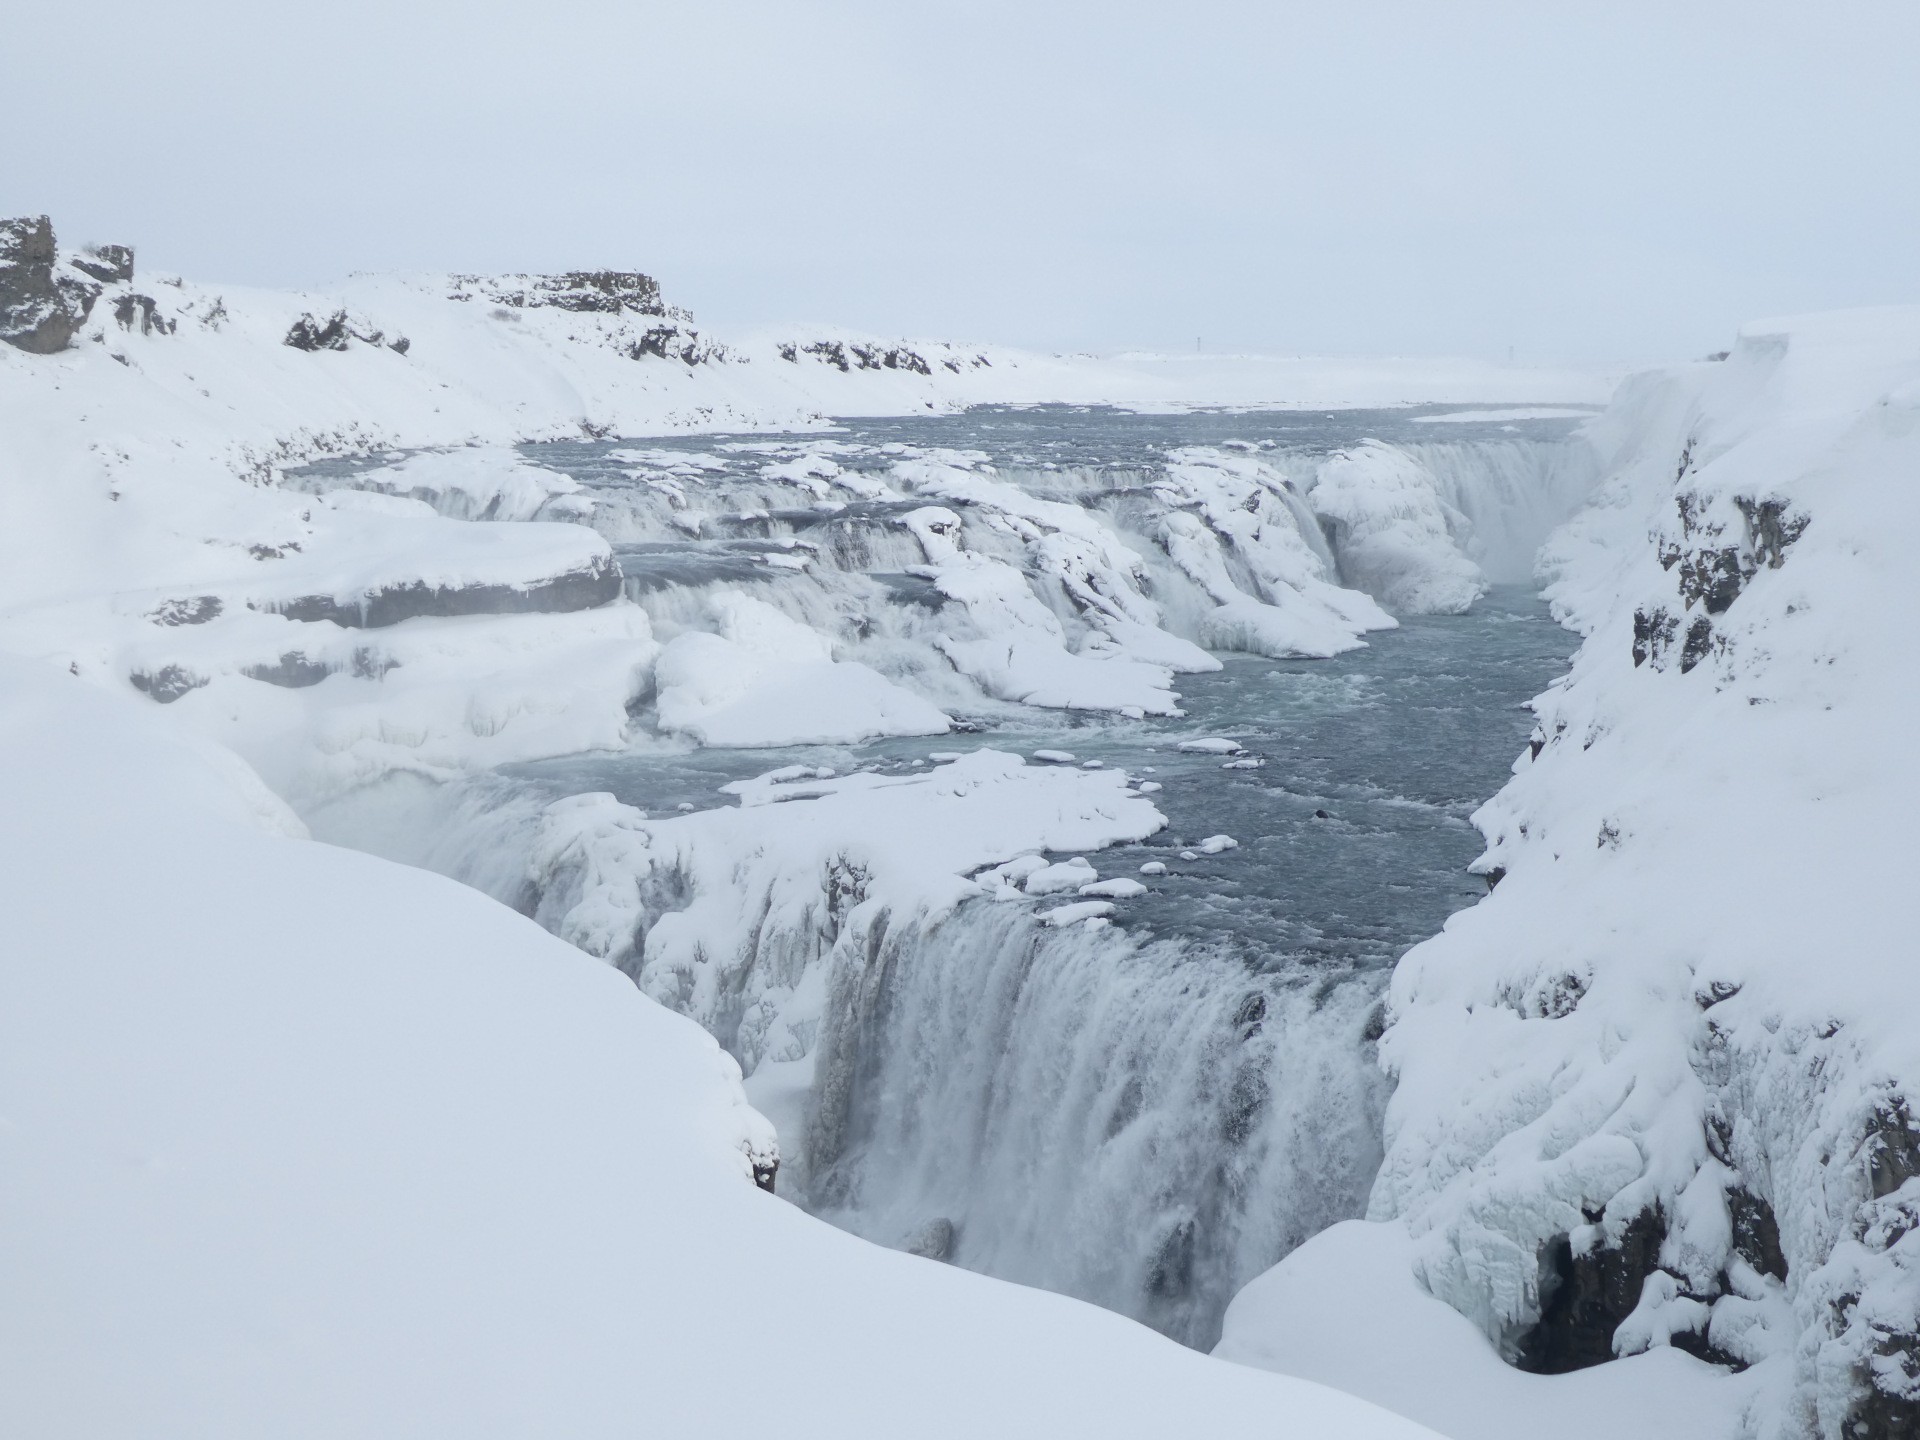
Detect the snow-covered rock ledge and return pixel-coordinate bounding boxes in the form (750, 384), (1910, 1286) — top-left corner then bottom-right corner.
(1217, 307), (1920, 1440)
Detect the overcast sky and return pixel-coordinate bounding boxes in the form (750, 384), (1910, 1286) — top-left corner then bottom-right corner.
(8, 1), (1917, 364)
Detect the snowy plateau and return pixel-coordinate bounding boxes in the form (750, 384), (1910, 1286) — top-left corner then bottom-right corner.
(3, 213), (1918, 1440)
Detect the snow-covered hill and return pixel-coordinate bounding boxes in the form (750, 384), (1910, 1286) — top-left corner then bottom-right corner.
(1218, 308), (1920, 1440)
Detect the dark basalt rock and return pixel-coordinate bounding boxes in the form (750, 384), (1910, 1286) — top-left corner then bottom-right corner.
(750, 1156), (779, 1194)
(113, 293), (176, 336)
(1679, 615), (1717, 674)
(1517, 1207), (1669, 1373)
(129, 665), (209, 704)
(1865, 1099), (1920, 1201)
(263, 554), (621, 628)
(1678, 545), (1746, 615)
(1728, 1186), (1788, 1281)
(1633, 607), (1677, 667)
(285, 310), (350, 351)
(241, 652), (334, 688)
(1844, 1382), (1920, 1440)
(795, 339), (935, 376)
(72, 243), (134, 284)
(1, 215), (81, 353)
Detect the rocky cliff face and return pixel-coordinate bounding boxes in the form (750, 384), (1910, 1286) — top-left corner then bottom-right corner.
(0, 216), (108, 353)
(1358, 311), (1920, 1439)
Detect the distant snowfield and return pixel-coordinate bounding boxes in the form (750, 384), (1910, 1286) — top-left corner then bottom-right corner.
(4, 239), (1918, 1440)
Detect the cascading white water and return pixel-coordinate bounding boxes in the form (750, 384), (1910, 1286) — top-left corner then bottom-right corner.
(803, 903), (1388, 1349)
(290, 405), (1592, 1350)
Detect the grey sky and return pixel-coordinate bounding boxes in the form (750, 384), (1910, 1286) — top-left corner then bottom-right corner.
(9, 1), (1916, 365)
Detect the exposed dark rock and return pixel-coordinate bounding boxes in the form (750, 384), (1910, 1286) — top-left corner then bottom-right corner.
(803, 340), (851, 372)
(1633, 607), (1677, 667)
(1736, 497), (1811, 570)
(388, 335), (410, 355)
(1678, 545), (1746, 614)
(285, 311), (350, 351)
(1728, 1186), (1788, 1281)
(1679, 615), (1717, 674)
(1483, 865), (1507, 891)
(1517, 1207), (1669, 1373)
(622, 326), (706, 365)
(1314, 807), (1333, 819)
(72, 244), (134, 284)
(129, 665), (209, 704)
(795, 339), (936, 376)
(1865, 1099), (1920, 1201)
(750, 1156), (779, 1194)
(241, 652), (334, 688)
(147, 595), (223, 626)
(113, 293), (176, 336)
(1844, 1379), (1920, 1440)
(453, 270), (668, 316)
(1, 215), (83, 353)
(262, 554), (621, 628)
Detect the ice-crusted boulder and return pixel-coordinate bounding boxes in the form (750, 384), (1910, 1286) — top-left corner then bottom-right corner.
(1220, 307), (1920, 1440)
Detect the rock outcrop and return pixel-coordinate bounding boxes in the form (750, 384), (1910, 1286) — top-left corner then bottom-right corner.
(260, 553), (622, 628)
(2, 216), (87, 353)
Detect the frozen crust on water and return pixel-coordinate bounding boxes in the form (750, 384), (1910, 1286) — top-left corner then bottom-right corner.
(1038, 899), (1117, 927)
(1178, 737), (1244, 754)
(653, 591), (950, 747)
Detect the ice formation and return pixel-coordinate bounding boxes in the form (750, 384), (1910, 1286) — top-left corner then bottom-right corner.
(1219, 308), (1920, 1440)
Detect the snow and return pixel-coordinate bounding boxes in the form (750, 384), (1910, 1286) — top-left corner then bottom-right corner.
(1178, 737), (1245, 753)
(1221, 306), (1920, 1440)
(1307, 441), (1491, 614)
(1216, 1220), (1763, 1440)
(653, 590), (949, 746)
(525, 752), (1165, 1079)
(0, 655), (1444, 1440)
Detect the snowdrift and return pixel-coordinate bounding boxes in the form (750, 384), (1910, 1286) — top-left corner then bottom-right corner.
(0, 656), (1452, 1439)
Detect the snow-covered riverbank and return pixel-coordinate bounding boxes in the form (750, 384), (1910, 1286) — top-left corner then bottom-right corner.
(9, 210), (1917, 1440)
(1218, 307), (1920, 1440)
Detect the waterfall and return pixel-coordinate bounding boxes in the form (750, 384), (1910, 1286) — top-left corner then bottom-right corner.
(803, 903), (1389, 1349)
(286, 412), (1589, 1353)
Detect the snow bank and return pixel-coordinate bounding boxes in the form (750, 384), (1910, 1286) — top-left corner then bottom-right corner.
(653, 590), (949, 746)
(1220, 307), (1920, 1440)
(0, 655), (1444, 1440)
(1217, 1220), (1762, 1440)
